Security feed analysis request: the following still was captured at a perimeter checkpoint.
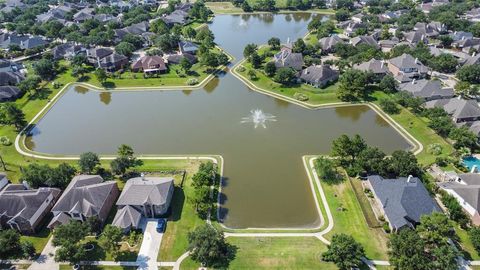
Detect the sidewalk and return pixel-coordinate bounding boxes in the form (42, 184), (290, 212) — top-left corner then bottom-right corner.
(28, 237), (58, 270)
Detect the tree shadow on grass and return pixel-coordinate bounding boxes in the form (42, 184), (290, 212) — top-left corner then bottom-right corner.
(165, 186), (185, 222)
(101, 81), (116, 89)
(28, 87), (52, 101)
(77, 75), (91, 83)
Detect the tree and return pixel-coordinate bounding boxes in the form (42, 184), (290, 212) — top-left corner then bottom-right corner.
(21, 163), (76, 189)
(382, 150), (420, 177)
(335, 8), (350, 21)
(182, 26), (197, 40)
(0, 230), (20, 258)
(273, 67), (296, 85)
(449, 126), (478, 150)
(469, 227), (480, 254)
(416, 212), (455, 245)
(241, 1), (252, 12)
(99, 225), (123, 260)
(249, 52), (262, 69)
(264, 61), (276, 77)
(180, 57), (193, 73)
(20, 241), (35, 259)
(428, 116), (454, 137)
(0, 103), (26, 130)
(243, 43), (257, 58)
(322, 233), (365, 270)
(78, 152), (100, 174)
(217, 53), (229, 66)
(379, 98), (399, 114)
(438, 35), (453, 47)
(378, 75), (398, 93)
(267, 37), (280, 50)
(94, 68), (107, 84)
(457, 64), (480, 84)
(441, 193), (470, 228)
(52, 221), (89, 247)
(201, 52), (219, 70)
(50, 163), (77, 189)
(33, 58), (56, 81)
(455, 81), (472, 97)
(336, 69), (371, 101)
(17, 75), (41, 95)
(71, 54), (87, 66)
(110, 144), (141, 176)
(292, 38), (306, 54)
(331, 134), (367, 166)
(188, 225), (236, 268)
(356, 146), (386, 174)
(115, 42), (135, 57)
(71, 65), (87, 79)
(389, 229), (431, 270)
(314, 157), (337, 182)
(55, 242), (87, 264)
(432, 54), (458, 73)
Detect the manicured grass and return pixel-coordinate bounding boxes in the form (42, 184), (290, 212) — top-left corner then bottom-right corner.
(81, 237), (138, 262)
(206, 1), (335, 14)
(21, 226), (51, 257)
(322, 176), (390, 260)
(371, 91), (454, 166)
(237, 61), (341, 105)
(181, 237), (340, 270)
(349, 177), (382, 228)
(158, 160), (209, 262)
(456, 225), (480, 260)
(206, 2), (243, 14)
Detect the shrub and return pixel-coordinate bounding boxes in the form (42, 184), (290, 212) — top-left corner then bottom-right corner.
(0, 136), (11, 146)
(237, 66), (246, 72)
(379, 98), (400, 114)
(187, 78), (199, 85)
(435, 157), (449, 167)
(383, 222), (391, 233)
(294, 92), (309, 101)
(428, 143), (443, 155)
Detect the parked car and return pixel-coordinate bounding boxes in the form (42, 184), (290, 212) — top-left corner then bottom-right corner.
(156, 218), (166, 233)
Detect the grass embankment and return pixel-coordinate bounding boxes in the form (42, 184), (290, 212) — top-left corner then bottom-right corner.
(371, 91), (454, 166)
(181, 237), (339, 270)
(205, 1), (335, 14)
(158, 160), (206, 262)
(457, 225), (480, 260)
(321, 174), (389, 260)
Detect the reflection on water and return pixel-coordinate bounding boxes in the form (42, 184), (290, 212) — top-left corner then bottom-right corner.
(74, 85), (89, 94)
(334, 105), (370, 122)
(182, 90), (192, 95)
(375, 114), (390, 127)
(204, 77), (219, 93)
(99, 92), (111, 105)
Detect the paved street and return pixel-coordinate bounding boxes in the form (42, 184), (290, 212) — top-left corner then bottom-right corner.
(137, 219), (164, 270)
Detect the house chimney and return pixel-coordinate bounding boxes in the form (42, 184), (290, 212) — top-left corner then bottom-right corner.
(415, 57), (418, 64)
(462, 36), (465, 40)
(381, 60), (384, 68)
(407, 175), (413, 183)
(412, 78), (416, 84)
(473, 52), (477, 57)
(22, 181), (30, 190)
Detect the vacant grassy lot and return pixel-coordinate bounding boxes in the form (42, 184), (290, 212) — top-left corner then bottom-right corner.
(322, 176), (390, 260)
(206, 1), (335, 13)
(158, 160), (207, 262)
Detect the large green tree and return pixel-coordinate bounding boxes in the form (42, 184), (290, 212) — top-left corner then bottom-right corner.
(99, 225), (123, 260)
(188, 225), (236, 268)
(322, 233), (365, 270)
(78, 152), (100, 174)
(337, 69), (371, 101)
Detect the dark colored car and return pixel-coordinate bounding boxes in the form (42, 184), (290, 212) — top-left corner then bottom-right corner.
(156, 218), (166, 233)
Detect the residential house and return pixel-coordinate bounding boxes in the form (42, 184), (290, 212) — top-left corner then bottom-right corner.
(161, 9), (189, 26)
(425, 97), (480, 123)
(318, 35), (344, 53)
(404, 31), (429, 45)
(87, 47), (128, 71)
(0, 71), (24, 86)
(413, 22), (446, 37)
(273, 50), (304, 71)
(36, 7), (69, 23)
(378, 38), (399, 52)
(399, 79), (454, 101)
(418, 0), (449, 14)
(463, 53), (480, 66)
(131, 55), (167, 73)
(350, 35), (379, 48)
(0, 183), (61, 234)
(0, 85), (22, 102)
(73, 8), (94, 23)
(353, 59), (389, 79)
(298, 65), (339, 88)
(164, 53), (197, 64)
(112, 176), (174, 232)
(438, 173), (480, 225)
(19, 37), (48, 50)
(344, 22), (366, 37)
(459, 39), (480, 53)
(351, 13), (364, 23)
(0, 59), (21, 73)
(465, 8), (480, 22)
(48, 175), (119, 229)
(114, 21), (149, 43)
(178, 41), (199, 55)
(366, 175), (441, 232)
(387, 53), (430, 82)
(52, 43), (86, 60)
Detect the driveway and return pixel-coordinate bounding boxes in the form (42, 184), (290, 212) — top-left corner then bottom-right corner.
(137, 219), (164, 270)
(28, 237), (59, 270)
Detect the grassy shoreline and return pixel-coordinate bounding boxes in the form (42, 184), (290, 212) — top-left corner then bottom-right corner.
(205, 2), (335, 15)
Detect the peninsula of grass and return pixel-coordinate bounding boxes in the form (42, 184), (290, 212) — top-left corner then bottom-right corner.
(234, 60), (341, 105)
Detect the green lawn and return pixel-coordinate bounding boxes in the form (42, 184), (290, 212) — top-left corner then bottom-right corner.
(322, 176), (390, 260)
(59, 265), (136, 270)
(181, 237), (340, 270)
(371, 91), (454, 166)
(21, 226), (51, 257)
(158, 160), (213, 262)
(456, 225), (480, 260)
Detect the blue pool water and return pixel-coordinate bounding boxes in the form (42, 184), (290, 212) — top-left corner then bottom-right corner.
(463, 156), (480, 171)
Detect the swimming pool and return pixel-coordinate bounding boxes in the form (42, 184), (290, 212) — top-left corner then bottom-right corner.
(462, 156), (480, 171)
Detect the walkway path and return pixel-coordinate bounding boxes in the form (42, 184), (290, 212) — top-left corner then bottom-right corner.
(28, 237), (58, 270)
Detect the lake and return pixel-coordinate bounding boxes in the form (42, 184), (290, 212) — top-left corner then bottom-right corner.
(27, 13), (412, 229)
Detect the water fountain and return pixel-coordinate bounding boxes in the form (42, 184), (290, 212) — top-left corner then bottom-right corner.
(241, 109), (276, 128)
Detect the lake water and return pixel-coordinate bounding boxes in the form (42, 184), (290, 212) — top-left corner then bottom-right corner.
(27, 14), (412, 229)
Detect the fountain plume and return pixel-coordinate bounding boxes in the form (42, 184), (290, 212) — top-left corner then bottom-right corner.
(241, 109), (276, 128)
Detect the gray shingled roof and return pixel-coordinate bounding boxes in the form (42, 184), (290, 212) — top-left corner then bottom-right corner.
(273, 50), (304, 71)
(112, 205), (142, 229)
(350, 35), (379, 48)
(299, 65), (338, 84)
(0, 71), (24, 86)
(353, 59), (388, 74)
(51, 175), (116, 216)
(318, 35), (344, 51)
(389, 53), (429, 74)
(399, 79), (454, 100)
(116, 177), (174, 206)
(368, 175), (441, 230)
(425, 98), (480, 121)
(438, 173), (480, 212)
(0, 85), (21, 101)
